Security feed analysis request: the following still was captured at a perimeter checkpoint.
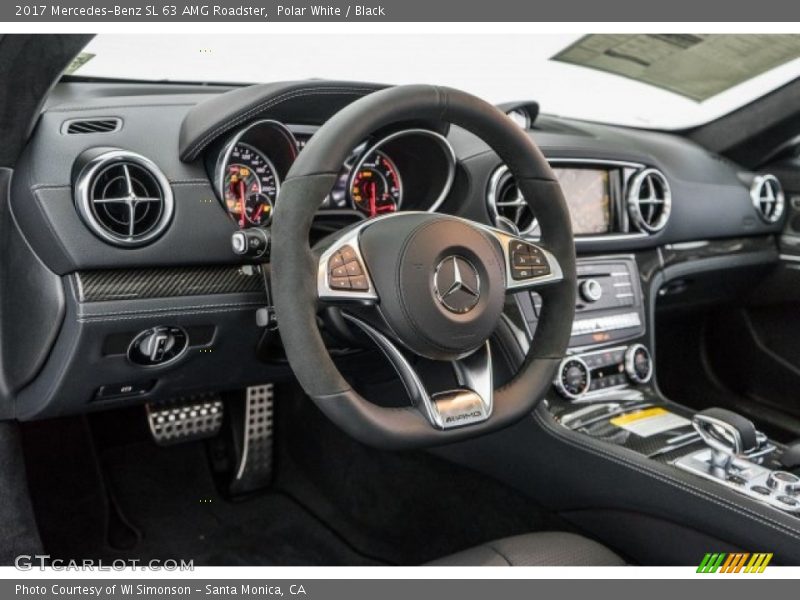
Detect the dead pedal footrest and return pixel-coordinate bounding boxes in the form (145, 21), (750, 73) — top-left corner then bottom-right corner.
(146, 394), (224, 446)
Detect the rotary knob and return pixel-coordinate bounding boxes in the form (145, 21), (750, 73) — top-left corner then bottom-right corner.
(555, 356), (591, 399)
(580, 278), (603, 303)
(767, 471), (800, 495)
(625, 344), (653, 384)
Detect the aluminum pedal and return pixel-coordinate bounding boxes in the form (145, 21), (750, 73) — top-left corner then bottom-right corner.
(146, 395), (223, 446)
(229, 384), (275, 494)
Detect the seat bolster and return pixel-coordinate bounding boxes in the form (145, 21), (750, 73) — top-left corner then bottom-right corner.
(427, 532), (625, 566)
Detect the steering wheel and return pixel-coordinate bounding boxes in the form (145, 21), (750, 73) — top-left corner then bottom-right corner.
(272, 85), (576, 449)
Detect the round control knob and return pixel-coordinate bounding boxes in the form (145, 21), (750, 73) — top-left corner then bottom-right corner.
(625, 344), (653, 384)
(555, 356), (591, 399)
(767, 471), (800, 495)
(128, 326), (188, 367)
(580, 279), (603, 303)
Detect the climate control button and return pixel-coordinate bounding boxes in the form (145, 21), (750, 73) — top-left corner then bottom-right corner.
(555, 356), (591, 399)
(625, 344), (653, 384)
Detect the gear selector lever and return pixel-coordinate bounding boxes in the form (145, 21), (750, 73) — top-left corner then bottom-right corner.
(675, 408), (796, 512)
(693, 408), (765, 470)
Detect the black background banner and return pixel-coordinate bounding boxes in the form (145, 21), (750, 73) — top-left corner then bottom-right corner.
(3, 579), (794, 599)
(4, 0), (800, 22)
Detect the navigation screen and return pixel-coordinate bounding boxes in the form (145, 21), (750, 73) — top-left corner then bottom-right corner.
(552, 168), (611, 234)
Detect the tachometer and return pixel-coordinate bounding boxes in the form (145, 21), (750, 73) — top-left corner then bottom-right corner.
(349, 151), (402, 218)
(222, 143), (279, 227)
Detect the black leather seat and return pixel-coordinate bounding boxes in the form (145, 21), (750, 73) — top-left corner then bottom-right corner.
(428, 532), (625, 566)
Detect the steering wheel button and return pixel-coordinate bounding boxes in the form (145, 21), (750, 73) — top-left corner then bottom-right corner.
(349, 275), (369, 290)
(513, 253), (535, 266)
(531, 265), (551, 276)
(328, 253), (344, 269)
(512, 268), (532, 280)
(345, 261), (363, 276)
(331, 265), (349, 278)
(339, 246), (357, 263)
(510, 241), (531, 255)
(329, 276), (351, 290)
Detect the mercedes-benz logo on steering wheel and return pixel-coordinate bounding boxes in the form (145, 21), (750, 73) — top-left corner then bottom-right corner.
(434, 256), (481, 314)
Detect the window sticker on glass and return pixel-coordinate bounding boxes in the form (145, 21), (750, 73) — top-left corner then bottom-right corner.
(552, 34), (800, 101)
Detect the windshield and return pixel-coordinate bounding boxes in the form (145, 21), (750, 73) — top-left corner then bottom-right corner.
(73, 33), (800, 130)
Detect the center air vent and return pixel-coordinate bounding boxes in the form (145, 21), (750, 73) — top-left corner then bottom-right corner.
(627, 168), (672, 233)
(750, 174), (785, 223)
(74, 150), (174, 247)
(486, 165), (539, 236)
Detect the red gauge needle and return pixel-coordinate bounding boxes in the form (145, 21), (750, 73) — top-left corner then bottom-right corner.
(238, 180), (246, 228)
(253, 204), (264, 224)
(368, 181), (378, 218)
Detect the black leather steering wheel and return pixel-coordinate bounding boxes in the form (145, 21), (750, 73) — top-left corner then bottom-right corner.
(272, 85), (576, 449)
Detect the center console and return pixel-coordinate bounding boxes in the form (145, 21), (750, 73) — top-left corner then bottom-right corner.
(518, 256), (644, 351)
(532, 254), (800, 519)
(442, 251), (800, 564)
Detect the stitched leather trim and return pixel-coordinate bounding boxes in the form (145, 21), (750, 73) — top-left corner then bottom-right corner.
(533, 408), (800, 541)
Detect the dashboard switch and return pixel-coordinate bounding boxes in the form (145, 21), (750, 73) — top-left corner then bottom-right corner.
(96, 380), (154, 400)
(231, 228), (270, 259)
(128, 326), (188, 367)
(580, 278), (603, 303)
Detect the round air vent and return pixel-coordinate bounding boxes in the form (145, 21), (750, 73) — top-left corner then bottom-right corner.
(750, 174), (785, 224)
(627, 168), (672, 233)
(74, 150), (174, 247)
(486, 165), (539, 236)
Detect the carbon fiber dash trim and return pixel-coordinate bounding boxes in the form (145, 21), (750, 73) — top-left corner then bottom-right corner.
(75, 265), (265, 302)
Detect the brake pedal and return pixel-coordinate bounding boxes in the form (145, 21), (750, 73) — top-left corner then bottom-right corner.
(146, 394), (224, 446)
(229, 384), (275, 495)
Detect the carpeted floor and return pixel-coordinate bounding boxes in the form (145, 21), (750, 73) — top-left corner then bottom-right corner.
(23, 391), (562, 566)
(98, 441), (380, 566)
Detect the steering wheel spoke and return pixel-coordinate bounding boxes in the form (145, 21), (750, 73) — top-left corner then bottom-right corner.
(432, 342), (493, 428)
(317, 225), (379, 304)
(343, 312), (493, 430)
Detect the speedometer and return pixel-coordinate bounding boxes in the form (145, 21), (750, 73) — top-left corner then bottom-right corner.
(349, 151), (402, 218)
(222, 143), (279, 227)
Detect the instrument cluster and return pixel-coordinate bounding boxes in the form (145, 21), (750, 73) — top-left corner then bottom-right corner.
(211, 121), (456, 228)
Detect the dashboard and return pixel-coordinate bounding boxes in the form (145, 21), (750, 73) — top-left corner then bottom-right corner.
(0, 78), (787, 422)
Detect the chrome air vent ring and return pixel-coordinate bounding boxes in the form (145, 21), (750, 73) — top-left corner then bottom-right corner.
(74, 150), (174, 247)
(750, 174), (785, 224)
(627, 168), (671, 233)
(487, 165), (539, 236)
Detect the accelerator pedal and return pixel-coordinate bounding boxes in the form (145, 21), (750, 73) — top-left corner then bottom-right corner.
(146, 394), (224, 446)
(228, 384), (275, 495)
